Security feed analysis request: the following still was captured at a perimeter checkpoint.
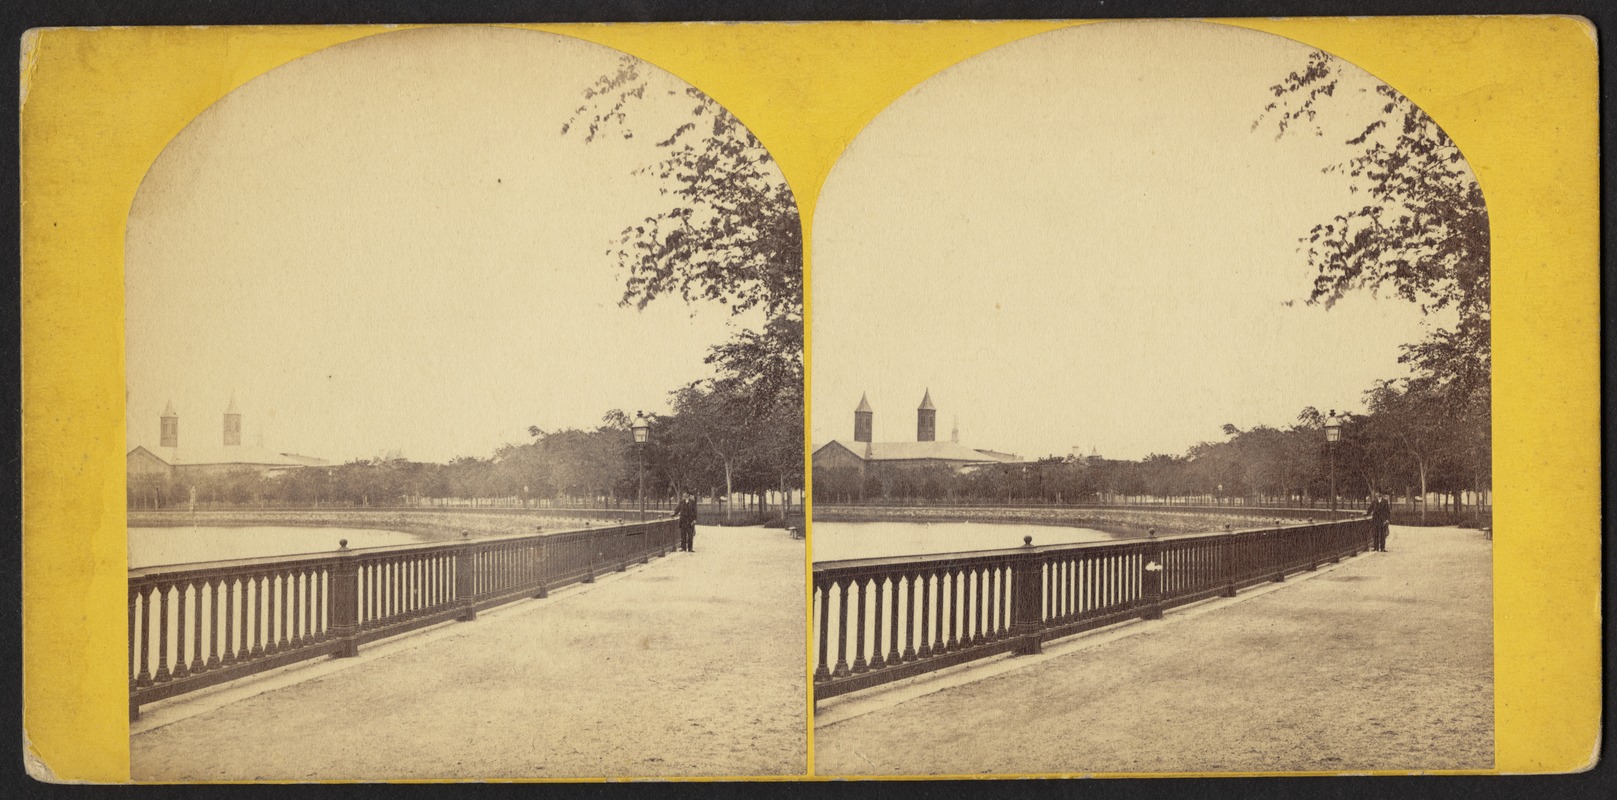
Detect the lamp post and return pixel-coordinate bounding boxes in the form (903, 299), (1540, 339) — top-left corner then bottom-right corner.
(632, 411), (650, 521)
(1324, 409), (1342, 520)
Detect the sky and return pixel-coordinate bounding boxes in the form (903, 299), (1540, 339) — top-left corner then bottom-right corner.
(810, 20), (1469, 461)
(126, 27), (762, 464)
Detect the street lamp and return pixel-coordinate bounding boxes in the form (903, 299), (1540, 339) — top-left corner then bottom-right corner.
(632, 411), (650, 521)
(1324, 409), (1342, 520)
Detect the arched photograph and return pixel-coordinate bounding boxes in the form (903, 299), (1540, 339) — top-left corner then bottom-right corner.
(809, 20), (1491, 774)
(121, 26), (805, 780)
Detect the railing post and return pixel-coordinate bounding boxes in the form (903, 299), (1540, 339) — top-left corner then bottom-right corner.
(533, 536), (549, 598)
(456, 531), (478, 622)
(1306, 525), (1319, 571)
(832, 578), (851, 677)
(814, 577), (831, 682)
(330, 540), (361, 658)
(128, 587), (141, 721)
(1010, 536), (1044, 656)
(1222, 531), (1238, 597)
(1141, 532), (1164, 620)
(851, 578), (869, 673)
(1271, 529), (1286, 583)
(135, 584), (154, 687)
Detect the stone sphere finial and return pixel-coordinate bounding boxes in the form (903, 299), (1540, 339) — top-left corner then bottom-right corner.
(1023, 535), (1033, 547)
(339, 538), (348, 549)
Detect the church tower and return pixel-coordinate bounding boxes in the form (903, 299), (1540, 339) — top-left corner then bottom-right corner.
(917, 389), (937, 442)
(223, 394), (242, 446)
(160, 400), (179, 448)
(854, 393), (873, 443)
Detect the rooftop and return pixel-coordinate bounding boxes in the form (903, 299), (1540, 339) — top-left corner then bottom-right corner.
(131, 444), (329, 468)
(814, 439), (1020, 464)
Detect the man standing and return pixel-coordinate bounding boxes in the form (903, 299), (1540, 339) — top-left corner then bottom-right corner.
(679, 493), (699, 553)
(673, 495), (688, 551)
(1371, 494), (1391, 552)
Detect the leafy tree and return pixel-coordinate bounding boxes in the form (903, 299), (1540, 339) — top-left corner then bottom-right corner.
(665, 379), (755, 522)
(1257, 50), (1489, 327)
(1259, 50), (1491, 517)
(562, 56), (805, 512)
(1364, 378), (1449, 523)
(564, 55), (803, 327)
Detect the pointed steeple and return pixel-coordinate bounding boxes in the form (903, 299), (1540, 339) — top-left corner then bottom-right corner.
(853, 392), (874, 443)
(160, 400), (179, 448)
(916, 389), (937, 442)
(223, 392), (242, 446)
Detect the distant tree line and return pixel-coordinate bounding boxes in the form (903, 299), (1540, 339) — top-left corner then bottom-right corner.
(813, 398), (1488, 524)
(130, 384), (802, 520)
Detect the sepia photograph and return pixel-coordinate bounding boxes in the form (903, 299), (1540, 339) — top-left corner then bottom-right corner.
(119, 26), (805, 780)
(16, 12), (1598, 785)
(809, 20), (1493, 775)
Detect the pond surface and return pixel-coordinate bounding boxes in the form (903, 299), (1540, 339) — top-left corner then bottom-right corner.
(810, 520), (1141, 562)
(128, 526), (440, 569)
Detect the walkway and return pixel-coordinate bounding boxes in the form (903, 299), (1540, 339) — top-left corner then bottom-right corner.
(814, 525), (1493, 775)
(132, 526), (807, 780)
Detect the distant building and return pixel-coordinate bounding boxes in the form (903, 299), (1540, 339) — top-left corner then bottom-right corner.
(223, 394), (242, 447)
(854, 393), (873, 443)
(916, 388), (937, 442)
(812, 390), (1022, 475)
(128, 397), (328, 480)
(159, 400), (178, 447)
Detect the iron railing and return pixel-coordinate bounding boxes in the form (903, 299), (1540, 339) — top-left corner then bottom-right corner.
(811, 517), (1375, 701)
(128, 517), (679, 719)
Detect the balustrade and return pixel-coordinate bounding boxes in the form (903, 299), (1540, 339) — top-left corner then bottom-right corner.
(813, 517), (1375, 701)
(130, 516), (679, 720)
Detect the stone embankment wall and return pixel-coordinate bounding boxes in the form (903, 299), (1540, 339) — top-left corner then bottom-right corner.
(809, 505), (1341, 535)
(127, 508), (669, 540)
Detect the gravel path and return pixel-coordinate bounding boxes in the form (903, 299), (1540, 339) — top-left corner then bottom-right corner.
(132, 526), (807, 780)
(815, 525), (1493, 775)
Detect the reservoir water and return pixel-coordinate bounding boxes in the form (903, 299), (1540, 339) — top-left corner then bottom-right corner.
(811, 520), (1140, 562)
(128, 526), (441, 570)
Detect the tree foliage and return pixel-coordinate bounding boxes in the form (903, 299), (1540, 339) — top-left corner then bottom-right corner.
(558, 55), (806, 510)
(1249, 50), (1491, 521)
(1257, 50), (1490, 327)
(810, 400), (1486, 524)
(563, 55), (803, 326)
